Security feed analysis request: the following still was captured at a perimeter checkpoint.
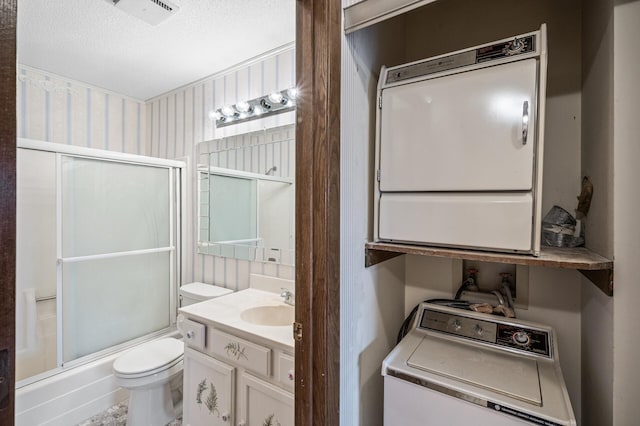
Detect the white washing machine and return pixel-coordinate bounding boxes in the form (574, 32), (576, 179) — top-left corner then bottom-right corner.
(382, 303), (576, 425)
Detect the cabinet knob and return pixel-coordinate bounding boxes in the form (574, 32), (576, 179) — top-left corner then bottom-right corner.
(186, 330), (195, 339)
(221, 412), (231, 422)
(288, 370), (294, 381)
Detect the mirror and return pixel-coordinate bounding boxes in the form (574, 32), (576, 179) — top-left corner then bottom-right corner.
(197, 124), (295, 265)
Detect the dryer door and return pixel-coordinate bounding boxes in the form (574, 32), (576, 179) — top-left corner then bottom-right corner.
(379, 58), (538, 192)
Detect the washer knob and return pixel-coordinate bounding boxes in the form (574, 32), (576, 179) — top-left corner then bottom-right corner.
(513, 331), (531, 346)
(508, 38), (525, 54)
(452, 320), (462, 331)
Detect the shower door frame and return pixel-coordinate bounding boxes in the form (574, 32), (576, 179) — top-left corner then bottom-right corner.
(16, 139), (185, 387)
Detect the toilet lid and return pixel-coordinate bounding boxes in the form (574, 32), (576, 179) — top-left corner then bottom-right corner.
(113, 338), (184, 376)
(179, 282), (233, 301)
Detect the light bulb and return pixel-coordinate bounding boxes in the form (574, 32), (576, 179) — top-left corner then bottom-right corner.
(268, 92), (284, 104)
(208, 110), (222, 121)
(236, 101), (251, 113)
(287, 87), (298, 99)
(221, 106), (236, 117)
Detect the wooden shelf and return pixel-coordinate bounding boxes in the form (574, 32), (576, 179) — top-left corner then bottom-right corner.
(365, 242), (614, 296)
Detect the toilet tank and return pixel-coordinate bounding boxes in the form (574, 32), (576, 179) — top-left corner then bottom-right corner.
(179, 282), (233, 307)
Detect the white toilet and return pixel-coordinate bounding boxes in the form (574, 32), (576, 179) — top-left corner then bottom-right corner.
(113, 283), (233, 425)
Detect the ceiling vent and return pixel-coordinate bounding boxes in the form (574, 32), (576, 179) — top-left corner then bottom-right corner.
(109, 0), (180, 26)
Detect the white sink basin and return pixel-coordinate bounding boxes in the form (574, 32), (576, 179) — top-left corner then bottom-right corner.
(240, 305), (295, 326)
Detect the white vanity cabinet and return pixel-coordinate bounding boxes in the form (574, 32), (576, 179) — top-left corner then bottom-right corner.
(240, 372), (294, 426)
(183, 347), (235, 425)
(182, 320), (295, 426)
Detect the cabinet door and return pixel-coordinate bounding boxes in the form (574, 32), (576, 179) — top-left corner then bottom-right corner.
(183, 347), (235, 426)
(239, 372), (294, 426)
(379, 58), (538, 192)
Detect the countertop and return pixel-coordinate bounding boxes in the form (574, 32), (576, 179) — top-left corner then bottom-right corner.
(178, 288), (294, 349)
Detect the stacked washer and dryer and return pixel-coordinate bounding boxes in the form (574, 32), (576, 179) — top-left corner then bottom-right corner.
(376, 25), (577, 425)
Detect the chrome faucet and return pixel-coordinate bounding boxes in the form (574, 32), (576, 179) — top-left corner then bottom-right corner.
(280, 288), (295, 306)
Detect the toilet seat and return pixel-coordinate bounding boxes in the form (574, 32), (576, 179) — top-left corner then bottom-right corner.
(113, 338), (184, 379)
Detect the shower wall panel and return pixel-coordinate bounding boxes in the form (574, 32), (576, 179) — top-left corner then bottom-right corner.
(15, 149), (57, 381)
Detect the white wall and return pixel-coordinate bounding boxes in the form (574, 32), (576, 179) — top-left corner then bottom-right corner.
(145, 45), (296, 291)
(612, 1), (640, 424)
(17, 65), (146, 154)
(341, 15), (407, 426)
(580, 0), (615, 424)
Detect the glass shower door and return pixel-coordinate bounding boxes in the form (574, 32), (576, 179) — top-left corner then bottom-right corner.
(60, 156), (175, 363)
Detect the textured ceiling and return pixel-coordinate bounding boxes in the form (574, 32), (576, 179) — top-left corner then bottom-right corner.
(18, 0), (296, 100)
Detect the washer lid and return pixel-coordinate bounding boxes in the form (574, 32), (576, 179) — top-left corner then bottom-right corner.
(407, 336), (542, 406)
(180, 282), (233, 300)
(113, 338), (184, 376)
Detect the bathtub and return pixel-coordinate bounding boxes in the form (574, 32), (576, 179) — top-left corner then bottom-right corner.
(15, 330), (181, 426)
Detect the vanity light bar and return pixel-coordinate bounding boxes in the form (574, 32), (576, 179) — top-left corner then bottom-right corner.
(212, 88), (297, 128)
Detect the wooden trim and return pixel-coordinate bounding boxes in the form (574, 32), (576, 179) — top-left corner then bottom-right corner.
(579, 269), (614, 297)
(366, 242), (614, 296)
(0, 0), (17, 421)
(295, 0), (341, 424)
(365, 242), (613, 270)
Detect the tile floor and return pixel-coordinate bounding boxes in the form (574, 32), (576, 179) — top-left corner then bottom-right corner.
(76, 400), (182, 426)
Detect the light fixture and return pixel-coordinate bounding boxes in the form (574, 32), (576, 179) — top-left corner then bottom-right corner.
(210, 88), (297, 128)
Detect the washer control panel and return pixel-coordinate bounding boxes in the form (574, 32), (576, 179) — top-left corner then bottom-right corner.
(419, 306), (551, 358)
(496, 324), (550, 357)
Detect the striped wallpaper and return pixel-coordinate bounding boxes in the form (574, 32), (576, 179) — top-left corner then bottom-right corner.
(17, 43), (296, 292)
(145, 44), (296, 291)
(17, 65), (146, 155)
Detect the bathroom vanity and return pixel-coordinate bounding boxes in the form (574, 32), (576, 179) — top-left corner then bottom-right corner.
(179, 287), (295, 426)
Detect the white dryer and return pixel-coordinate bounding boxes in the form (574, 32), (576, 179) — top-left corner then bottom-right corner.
(382, 303), (576, 425)
(374, 25), (548, 255)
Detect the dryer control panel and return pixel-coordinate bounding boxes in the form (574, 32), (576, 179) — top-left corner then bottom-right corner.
(419, 306), (551, 358)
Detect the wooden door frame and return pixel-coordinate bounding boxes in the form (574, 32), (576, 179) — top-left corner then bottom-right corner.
(0, 0), (341, 423)
(295, 0), (341, 425)
(0, 0), (17, 422)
